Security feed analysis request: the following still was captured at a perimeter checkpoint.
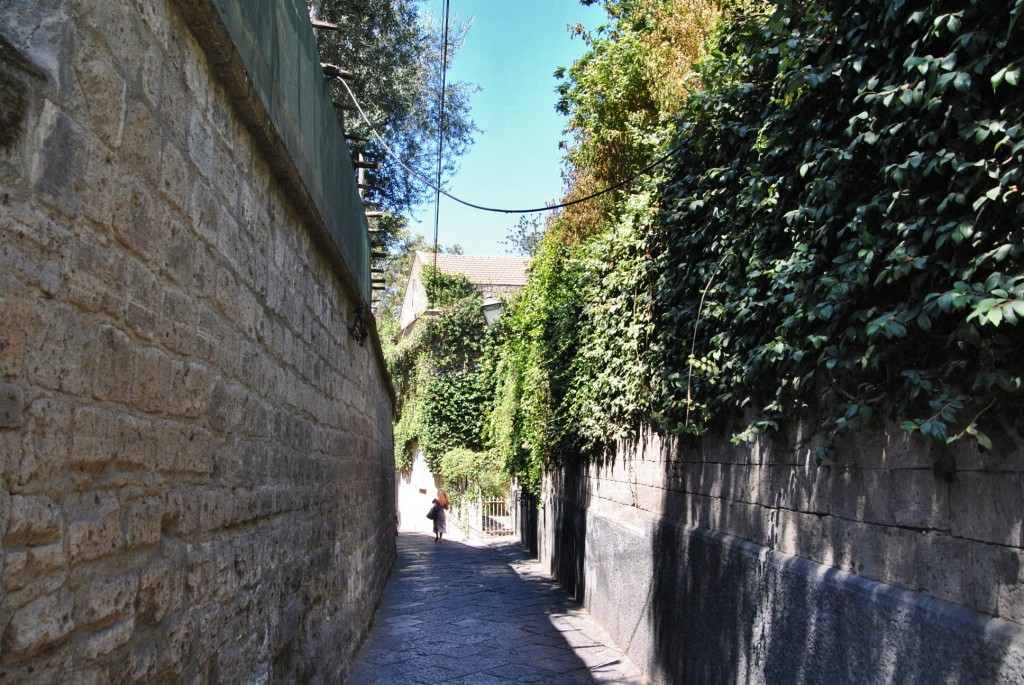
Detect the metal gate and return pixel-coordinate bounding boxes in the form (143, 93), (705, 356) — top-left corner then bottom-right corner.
(452, 495), (516, 538)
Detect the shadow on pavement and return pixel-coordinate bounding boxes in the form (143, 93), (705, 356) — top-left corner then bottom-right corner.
(345, 531), (646, 685)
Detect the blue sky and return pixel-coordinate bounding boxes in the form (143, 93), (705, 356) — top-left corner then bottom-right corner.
(409, 1), (606, 256)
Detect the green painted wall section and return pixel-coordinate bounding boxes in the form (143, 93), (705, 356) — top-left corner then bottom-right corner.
(210, 0), (370, 298)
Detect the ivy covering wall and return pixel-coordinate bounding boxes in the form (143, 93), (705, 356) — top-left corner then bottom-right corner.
(485, 0), (1023, 491)
(389, 266), (507, 495)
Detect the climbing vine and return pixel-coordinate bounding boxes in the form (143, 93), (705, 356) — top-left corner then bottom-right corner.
(487, 0), (1024, 490)
(488, 239), (588, 492)
(653, 0), (1024, 460)
(439, 447), (509, 499)
(388, 264), (505, 491)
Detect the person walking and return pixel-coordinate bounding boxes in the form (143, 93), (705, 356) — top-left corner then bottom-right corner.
(428, 489), (450, 543)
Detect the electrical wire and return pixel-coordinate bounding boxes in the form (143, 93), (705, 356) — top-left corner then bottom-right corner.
(336, 77), (684, 216)
(432, 0), (451, 264)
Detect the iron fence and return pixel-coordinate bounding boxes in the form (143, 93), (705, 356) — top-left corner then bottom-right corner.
(451, 495), (516, 538)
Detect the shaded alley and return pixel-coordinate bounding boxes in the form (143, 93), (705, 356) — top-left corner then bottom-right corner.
(346, 530), (648, 685)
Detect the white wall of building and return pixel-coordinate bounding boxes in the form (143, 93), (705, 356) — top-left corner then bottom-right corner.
(396, 445), (447, 536)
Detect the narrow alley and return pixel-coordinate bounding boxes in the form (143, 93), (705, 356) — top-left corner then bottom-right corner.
(346, 530), (649, 685)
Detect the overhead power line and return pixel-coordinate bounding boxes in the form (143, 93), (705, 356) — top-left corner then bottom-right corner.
(432, 0), (452, 262)
(336, 78), (683, 216)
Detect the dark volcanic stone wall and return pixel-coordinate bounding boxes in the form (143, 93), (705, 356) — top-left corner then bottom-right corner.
(537, 428), (1024, 684)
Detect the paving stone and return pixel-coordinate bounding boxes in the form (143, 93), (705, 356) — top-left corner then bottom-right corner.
(347, 531), (649, 685)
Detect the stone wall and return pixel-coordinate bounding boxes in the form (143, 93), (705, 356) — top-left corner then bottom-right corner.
(535, 426), (1024, 683)
(0, 1), (395, 682)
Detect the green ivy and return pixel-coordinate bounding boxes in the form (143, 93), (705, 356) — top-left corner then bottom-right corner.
(439, 447), (509, 498)
(392, 398), (420, 472)
(487, 238), (591, 492)
(653, 0), (1024, 457)
(420, 370), (487, 470)
(566, 192), (661, 450)
(422, 264), (476, 308)
(487, 0), (1023, 488)
(389, 262), (500, 479)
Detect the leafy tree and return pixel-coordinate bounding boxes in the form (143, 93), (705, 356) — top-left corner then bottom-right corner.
(370, 216), (421, 340)
(309, 0), (478, 224)
(553, 0), (721, 240)
(487, 0), (720, 490)
(501, 215), (546, 257)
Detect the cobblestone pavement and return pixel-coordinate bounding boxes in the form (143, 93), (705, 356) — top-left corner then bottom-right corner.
(346, 530), (649, 685)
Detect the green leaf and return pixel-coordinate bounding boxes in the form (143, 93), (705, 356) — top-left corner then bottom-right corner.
(994, 65), (1021, 88)
(920, 419), (949, 442)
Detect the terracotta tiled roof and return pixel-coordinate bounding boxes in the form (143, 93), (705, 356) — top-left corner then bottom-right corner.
(415, 252), (530, 288)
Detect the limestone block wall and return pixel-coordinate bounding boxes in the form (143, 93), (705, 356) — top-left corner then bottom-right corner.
(536, 426), (1024, 684)
(0, 0), (395, 682)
